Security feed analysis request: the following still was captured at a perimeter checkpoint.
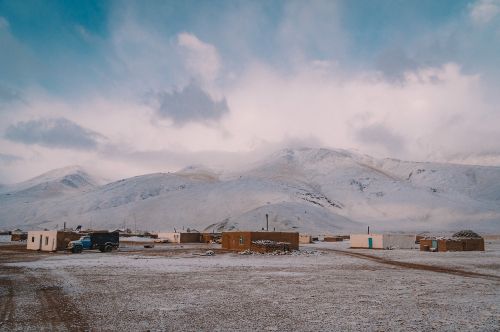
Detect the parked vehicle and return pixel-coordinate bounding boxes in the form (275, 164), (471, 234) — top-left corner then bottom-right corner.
(67, 231), (119, 253)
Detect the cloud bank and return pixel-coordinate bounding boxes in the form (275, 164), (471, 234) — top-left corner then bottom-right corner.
(0, 0), (499, 183)
(5, 118), (104, 150)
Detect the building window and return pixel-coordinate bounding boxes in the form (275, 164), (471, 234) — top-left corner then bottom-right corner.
(45, 236), (49, 246)
(239, 236), (244, 245)
(31, 236), (35, 242)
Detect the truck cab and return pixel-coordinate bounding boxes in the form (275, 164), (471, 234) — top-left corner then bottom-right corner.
(67, 236), (90, 253)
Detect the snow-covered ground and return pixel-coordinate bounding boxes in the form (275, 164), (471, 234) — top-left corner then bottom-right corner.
(5, 241), (499, 331)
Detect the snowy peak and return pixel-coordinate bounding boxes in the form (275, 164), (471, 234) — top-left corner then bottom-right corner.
(3, 165), (100, 197)
(22, 165), (90, 184)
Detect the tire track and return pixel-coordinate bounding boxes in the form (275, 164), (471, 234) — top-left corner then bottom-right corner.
(28, 274), (89, 331)
(323, 248), (500, 282)
(0, 244), (89, 331)
(0, 276), (15, 326)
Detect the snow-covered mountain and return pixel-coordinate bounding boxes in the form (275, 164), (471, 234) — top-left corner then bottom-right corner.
(0, 165), (102, 197)
(1, 148), (499, 233)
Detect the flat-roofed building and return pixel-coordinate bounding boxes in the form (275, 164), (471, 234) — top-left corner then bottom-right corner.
(222, 231), (299, 252)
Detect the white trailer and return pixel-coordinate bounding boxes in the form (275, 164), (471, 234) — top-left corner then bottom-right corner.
(350, 233), (416, 249)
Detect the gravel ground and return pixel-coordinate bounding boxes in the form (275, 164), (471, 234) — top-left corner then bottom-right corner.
(1, 241), (499, 331)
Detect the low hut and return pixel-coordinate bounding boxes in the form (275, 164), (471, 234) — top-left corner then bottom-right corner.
(420, 230), (485, 252)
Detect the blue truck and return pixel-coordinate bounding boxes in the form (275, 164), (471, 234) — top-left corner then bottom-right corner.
(66, 231), (119, 253)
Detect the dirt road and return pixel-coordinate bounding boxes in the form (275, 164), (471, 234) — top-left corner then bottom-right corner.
(323, 248), (500, 282)
(0, 244), (88, 331)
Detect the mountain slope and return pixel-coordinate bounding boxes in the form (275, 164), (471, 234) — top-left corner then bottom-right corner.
(0, 148), (499, 233)
(0, 165), (101, 197)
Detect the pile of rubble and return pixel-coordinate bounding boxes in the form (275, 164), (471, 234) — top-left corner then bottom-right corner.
(239, 249), (254, 255)
(252, 240), (289, 246)
(452, 230), (482, 238)
(251, 240), (292, 253)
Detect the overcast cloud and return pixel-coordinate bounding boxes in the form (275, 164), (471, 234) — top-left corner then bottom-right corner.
(5, 118), (103, 150)
(0, 0), (499, 183)
(153, 82), (229, 125)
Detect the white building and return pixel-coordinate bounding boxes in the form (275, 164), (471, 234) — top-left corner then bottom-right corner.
(27, 230), (80, 251)
(350, 234), (416, 249)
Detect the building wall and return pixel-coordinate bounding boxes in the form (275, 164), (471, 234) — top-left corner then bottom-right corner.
(420, 238), (485, 252)
(463, 238), (484, 251)
(350, 234), (384, 249)
(323, 236), (343, 242)
(382, 234), (416, 249)
(27, 231), (58, 251)
(222, 232), (299, 251)
(299, 234), (312, 244)
(351, 234), (415, 249)
(419, 239), (434, 251)
(438, 239), (461, 252)
(222, 232), (252, 251)
(157, 232), (201, 243)
(157, 232), (181, 243)
(179, 233), (201, 243)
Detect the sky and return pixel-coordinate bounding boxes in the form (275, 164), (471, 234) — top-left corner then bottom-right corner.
(0, 0), (500, 183)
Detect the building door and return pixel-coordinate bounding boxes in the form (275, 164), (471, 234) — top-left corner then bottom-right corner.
(368, 237), (373, 249)
(432, 240), (438, 251)
(38, 235), (43, 250)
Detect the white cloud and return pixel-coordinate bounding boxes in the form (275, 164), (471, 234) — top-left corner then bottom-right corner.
(1, 61), (499, 183)
(224, 62), (495, 162)
(470, 0), (500, 24)
(177, 32), (221, 83)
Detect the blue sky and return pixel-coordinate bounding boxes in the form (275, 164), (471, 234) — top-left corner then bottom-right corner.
(0, 0), (499, 182)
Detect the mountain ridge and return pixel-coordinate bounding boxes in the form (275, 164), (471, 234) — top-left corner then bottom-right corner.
(1, 148), (499, 233)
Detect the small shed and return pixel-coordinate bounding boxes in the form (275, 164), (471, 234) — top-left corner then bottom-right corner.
(420, 230), (485, 252)
(222, 231), (299, 252)
(27, 230), (81, 252)
(350, 233), (416, 249)
(156, 232), (201, 243)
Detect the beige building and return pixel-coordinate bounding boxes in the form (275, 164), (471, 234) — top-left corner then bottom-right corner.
(299, 234), (312, 244)
(350, 233), (416, 249)
(27, 230), (81, 252)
